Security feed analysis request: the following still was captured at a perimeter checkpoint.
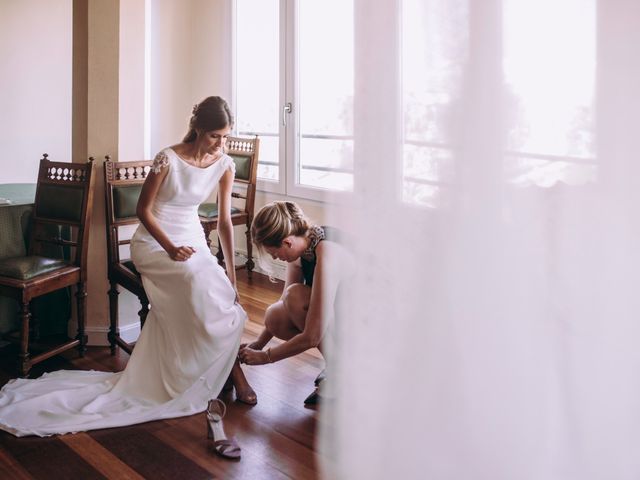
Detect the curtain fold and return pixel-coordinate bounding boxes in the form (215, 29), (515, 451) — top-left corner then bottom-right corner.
(321, 1), (640, 478)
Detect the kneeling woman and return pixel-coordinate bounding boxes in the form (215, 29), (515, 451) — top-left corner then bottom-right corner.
(238, 201), (353, 403)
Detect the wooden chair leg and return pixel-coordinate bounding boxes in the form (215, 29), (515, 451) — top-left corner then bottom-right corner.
(202, 222), (214, 249)
(75, 283), (88, 357)
(245, 226), (254, 278)
(139, 298), (150, 328)
(107, 282), (120, 355)
(19, 301), (32, 377)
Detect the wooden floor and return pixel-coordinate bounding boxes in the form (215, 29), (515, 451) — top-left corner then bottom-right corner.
(0, 271), (325, 480)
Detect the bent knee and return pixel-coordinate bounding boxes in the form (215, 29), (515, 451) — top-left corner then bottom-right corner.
(282, 284), (311, 313)
(264, 301), (299, 339)
(264, 302), (285, 331)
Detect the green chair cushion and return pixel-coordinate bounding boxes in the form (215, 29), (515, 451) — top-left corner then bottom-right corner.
(0, 255), (71, 280)
(198, 203), (241, 219)
(198, 203), (219, 218)
(36, 184), (84, 222)
(113, 185), (143, 219)
(198, 203), (242, 218)
(230, 154), (251, 181)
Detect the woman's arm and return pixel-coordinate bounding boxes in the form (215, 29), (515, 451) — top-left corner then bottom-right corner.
(136, 165), (195, 261)
(216, 164), (237, 287)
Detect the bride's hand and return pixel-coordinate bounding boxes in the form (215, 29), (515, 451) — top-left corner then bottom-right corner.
(168, 245), (195, 261)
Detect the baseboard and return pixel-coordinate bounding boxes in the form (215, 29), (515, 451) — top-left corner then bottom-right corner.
(81, 322), (141, 347)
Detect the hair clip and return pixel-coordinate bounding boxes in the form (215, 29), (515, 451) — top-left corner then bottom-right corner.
(192, 104), (199, 114)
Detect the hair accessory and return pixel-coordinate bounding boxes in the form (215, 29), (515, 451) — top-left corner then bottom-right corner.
(192, 103), (199, 114)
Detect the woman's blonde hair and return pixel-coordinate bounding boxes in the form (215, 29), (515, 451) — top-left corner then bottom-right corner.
(251, 201), (310, 248)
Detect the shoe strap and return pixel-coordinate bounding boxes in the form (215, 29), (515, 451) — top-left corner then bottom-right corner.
(207, 398), (227, 419)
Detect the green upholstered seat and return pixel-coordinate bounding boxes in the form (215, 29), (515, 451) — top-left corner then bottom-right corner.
(230, 154), (251, 181)
(113, 185), (143, 219)
(197, 203), (241, 219)
(35, 184), (84, 222)
(0, 255), (72, 280)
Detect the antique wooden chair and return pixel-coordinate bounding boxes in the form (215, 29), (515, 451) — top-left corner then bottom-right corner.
(104, 157), (152, 355)
(198, 136), (260, 276)
(0, 155), (96, 376)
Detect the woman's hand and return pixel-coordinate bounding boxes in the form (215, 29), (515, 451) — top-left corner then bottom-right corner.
(240, 341), (262, 351)
(168, 245), (195, 261)
(238, 346), (270, 365)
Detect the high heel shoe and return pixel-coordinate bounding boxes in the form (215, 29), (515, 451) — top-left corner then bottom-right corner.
(221, 374), (257, 405)
(227, 360), (258, 405)
(206, 399), (241, 460)
(234, 386), (257, 405)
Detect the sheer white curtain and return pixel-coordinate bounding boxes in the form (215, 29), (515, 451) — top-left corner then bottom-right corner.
(320, 1), (640, 479)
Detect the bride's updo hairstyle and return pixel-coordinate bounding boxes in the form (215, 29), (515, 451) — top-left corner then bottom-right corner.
(251, 201), (310, 249)
(183, 96), (234, 143)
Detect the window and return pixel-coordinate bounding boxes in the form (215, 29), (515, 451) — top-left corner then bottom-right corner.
(502, 0), (596, 187)
(402, 0), (468, 208)
(401, 0), (596, 207)
(235, 0), (354, 200)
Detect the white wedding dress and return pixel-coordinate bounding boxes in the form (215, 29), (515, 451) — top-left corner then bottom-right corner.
(0, 148), (246, 437)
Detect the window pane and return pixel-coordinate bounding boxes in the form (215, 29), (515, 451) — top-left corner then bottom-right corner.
(402, 0), (469, 206)
(236, 0), (280, 181)
(256, 135), (279, 181)
(503, 0), (596, 186)
(298, 0), (354, 191)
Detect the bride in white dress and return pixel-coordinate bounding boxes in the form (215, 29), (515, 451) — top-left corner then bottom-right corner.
(0, 96), (256, 438)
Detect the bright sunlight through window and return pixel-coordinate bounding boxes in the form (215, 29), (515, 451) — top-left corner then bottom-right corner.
(503, 0), (596, 187)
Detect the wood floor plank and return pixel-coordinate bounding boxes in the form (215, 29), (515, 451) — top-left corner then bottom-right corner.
(0, 432), (107, 480)
(223, 405), (319, 477)
(89, 423), (214, 480)
(60, 433), (145, 480)
(153, 417), (293, 480)
(0, 446), (33, 479)
(222, 407), (319, 479)
(163, 413), (315, 480)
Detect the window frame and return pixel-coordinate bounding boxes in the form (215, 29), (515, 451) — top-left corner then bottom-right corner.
(233, 0), (355, 203)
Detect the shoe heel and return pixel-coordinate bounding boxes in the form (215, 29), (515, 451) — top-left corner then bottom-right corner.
(206, 398), (241, 460)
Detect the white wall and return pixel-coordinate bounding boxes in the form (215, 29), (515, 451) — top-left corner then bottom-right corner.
(0, 0), (72, 181)
(119, 0), (148, 160)
(149, 0), (233, 154)
(149, 0), (194, 152)
(191, 0), (233, 102)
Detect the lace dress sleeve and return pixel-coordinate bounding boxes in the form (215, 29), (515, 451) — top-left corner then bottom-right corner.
(151, 151), (169, 173)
